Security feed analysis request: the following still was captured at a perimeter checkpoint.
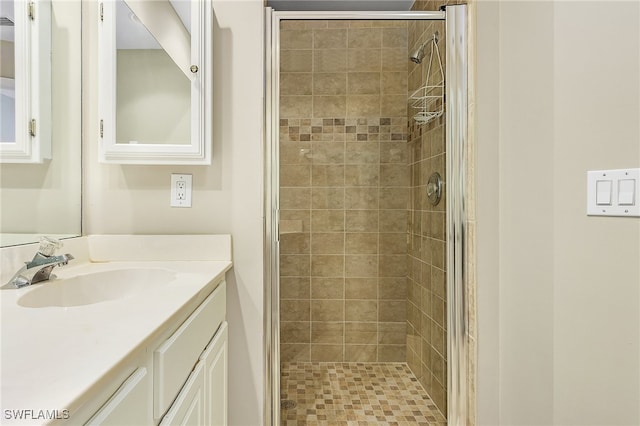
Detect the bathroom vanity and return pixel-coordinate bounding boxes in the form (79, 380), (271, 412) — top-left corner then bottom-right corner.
(0, 235), (232, 425)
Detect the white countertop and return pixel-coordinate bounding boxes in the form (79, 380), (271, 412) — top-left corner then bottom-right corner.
(0, 235), (232, 425)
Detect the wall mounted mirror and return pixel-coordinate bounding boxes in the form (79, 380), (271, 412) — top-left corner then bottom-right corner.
(98, 0), (212, 165)
(0, 0), (51, 163)
(0, 0), (82, 247)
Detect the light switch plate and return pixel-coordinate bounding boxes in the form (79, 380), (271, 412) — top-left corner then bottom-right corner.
(587, 168), (639, 217)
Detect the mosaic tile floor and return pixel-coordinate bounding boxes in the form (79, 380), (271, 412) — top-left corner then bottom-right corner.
(280, 362), (447, 426)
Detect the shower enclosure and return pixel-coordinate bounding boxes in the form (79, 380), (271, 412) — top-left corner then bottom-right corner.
(264, 6), (467, 425)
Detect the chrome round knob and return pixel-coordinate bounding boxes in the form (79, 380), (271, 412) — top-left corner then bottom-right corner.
(190, 65), (199, 73)
(426, 172), (443, 206)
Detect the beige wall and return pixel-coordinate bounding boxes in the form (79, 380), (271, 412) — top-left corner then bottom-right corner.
(0, 0), (82, 242)
(278, 20), (410, 363)
(477, 1), (640, 425)
(83, 1), (265, 424)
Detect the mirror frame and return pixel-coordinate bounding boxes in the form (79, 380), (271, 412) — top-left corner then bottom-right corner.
(97, 0), (212, 165)
(0, 0), (51, 163)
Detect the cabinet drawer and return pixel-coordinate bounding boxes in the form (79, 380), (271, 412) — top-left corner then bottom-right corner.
(86, 367), (148, 425)
(154, 281), (226, 419)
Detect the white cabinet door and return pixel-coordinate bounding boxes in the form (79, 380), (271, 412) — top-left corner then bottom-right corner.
(201, 322), (228, 426)
(159, 362), (205, 426)
(86, 368), (149, 425)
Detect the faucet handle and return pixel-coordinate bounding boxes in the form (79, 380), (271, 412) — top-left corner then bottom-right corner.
(38, 236), (62, 256)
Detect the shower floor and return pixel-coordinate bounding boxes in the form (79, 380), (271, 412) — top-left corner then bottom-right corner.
(280, 362), (446, 425)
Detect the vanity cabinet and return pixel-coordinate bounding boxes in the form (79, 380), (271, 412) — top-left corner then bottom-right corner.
(85, 281), (227, 426)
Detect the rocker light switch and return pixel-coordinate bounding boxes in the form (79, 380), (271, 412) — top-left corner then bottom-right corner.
(618, 179), (636, 205)
(595, 180), (612, 205)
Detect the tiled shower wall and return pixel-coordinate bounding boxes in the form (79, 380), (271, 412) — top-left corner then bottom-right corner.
(278, 20), (410, 363)
(405, 16), (448, 414)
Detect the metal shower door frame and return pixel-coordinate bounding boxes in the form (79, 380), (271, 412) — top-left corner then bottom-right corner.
(264, 6), (468, 425)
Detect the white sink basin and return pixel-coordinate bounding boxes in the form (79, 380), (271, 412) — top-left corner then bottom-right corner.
(18, 268), (177, 308)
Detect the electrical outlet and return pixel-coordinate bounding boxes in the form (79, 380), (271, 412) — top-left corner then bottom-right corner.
(170, 174), (192, 207)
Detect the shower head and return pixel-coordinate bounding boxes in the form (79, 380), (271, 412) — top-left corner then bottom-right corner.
(409, 32), (440, 64)
(410, 44), (425, 64)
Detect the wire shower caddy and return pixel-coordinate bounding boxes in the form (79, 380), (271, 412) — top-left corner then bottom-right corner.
(409, 32), (444, 124)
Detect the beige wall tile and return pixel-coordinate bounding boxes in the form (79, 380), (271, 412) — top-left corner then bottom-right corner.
(311, 255), (345, 277)
(280, 344), (310, 362)
(345, 345), (377, 362)
(280, 209), (311, 233)
(280, 276), (311, 299)
(381, 48), (408, 72)
(379, 300), (407, 322)
(379, 209), (407, 233)
(345, 233), (378, 255)
(345, 300), (378, 321)
(280, 96), (313, 118)
(345, 322), (377, 344)
(379, 277), (407, 300)
(281, 50), (313, 72)
(280, 73), (313, 96)
(311, 233), (345, 254)
(345, 187), (379, 210)
(280, 254), (310, 277)
(381, 72), (408, 94)
(311, 344), (344, 362)
(311, 210), (345, 232)
(281, 321), (311, 343)
(311, 187), (345, 209)
(381, 94), (408, 117)
(345, 142), (380, 164)
(313, 73), (347, 95)
(347, 49), (381, 72)
(380, 164), (409, 187)
(347, 72), (381, 95)
(380, 142), (408, 164)
(281, 29), (313, 49)
(311, 322), (344, 344)
(312, 299), (345, 321)
(382, 28), (408, 48)
(280, 187), (310, 210)
(312, 95), (347, 118)
(280, 141), (312, 165)
(347, 95), (381, 117)
(345, 278), (378, 299)
(280, 233), (310, 255)
(345, 210), (378, 232)
(314, 49), (347, 72)
(311, 142), (345, 164)
(345, 164), (380, 186)
(345, 254), (378, 277)
(312, 165), (345, 187)
(379, 187), (409, 210)
(311, 277), (345, 299)
(378, 345), (406, 362)
(280, 164), (311, 187)
(380, 233), (407, 254)
(348, 28), (382, 48)
(281, 299), (310, 322)
(379, 322), (406, 344)
(314, 29), (347, 49)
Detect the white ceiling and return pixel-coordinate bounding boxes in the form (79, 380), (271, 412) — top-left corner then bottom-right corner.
(266, 0), (414, 11)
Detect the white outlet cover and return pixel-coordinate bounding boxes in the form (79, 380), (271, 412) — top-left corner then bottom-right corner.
(170, 174), (192, 208)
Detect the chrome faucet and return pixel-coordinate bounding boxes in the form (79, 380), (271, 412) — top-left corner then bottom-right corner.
(8, 237), (74, 288)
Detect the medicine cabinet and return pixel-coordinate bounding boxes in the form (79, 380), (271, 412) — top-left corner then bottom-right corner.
(0, 0), (51, 163)
(98, 0), (212, 165)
